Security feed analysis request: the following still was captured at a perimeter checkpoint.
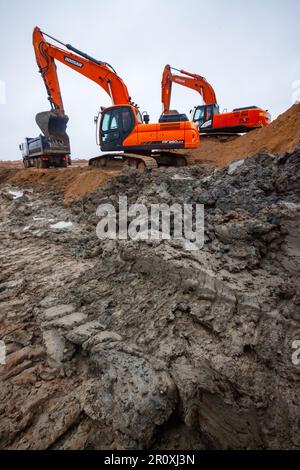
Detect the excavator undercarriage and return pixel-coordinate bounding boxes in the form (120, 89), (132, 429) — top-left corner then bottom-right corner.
(89, 151), (195, 171)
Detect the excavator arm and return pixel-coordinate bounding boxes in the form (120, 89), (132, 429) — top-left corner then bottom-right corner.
(161, 64), (217, 113)
(33, 27), (132, 112)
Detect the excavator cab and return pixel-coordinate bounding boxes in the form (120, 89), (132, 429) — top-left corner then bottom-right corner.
(100, 105), (137, 151)
(192, 104), (220, 129)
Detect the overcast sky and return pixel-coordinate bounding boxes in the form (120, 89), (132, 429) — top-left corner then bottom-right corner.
(0, 0), (299, 160)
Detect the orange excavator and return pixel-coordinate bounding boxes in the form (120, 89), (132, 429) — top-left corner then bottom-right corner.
(161, 65), (271, 135)
(22, 28), (199, 170)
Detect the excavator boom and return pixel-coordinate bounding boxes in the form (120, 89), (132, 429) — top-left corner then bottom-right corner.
(162, 64), (217, 113)
(33, 27), (131, 110)
(161, 64), (270, 135)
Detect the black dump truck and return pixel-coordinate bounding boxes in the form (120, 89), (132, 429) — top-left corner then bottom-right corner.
(20, 110), (71, 168)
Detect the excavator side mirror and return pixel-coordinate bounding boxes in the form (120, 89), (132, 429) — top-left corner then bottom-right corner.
(143, 113), (150, 124)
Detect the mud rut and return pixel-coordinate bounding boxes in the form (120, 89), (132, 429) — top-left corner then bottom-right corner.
(0, 190), (94, 449)
(0, 151), (300, 450)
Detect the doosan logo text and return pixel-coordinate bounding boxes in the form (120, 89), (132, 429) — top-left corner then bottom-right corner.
(64, 56), (83, 68)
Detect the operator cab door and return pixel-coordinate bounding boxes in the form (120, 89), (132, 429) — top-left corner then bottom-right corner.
(193, 104), (219, 130)
(100, 106), (135, 152)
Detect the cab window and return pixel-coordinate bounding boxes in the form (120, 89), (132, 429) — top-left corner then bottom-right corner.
(213, 104), (220, 115)
(101, 109), (120, 132)
(121, 109), (133, 132)
(135, 109), (143, 124)
(194, 107), (204, 121)
(206, 107), (212, 120)
(102, 112), (111, 132)
(110, 115), (118, 129)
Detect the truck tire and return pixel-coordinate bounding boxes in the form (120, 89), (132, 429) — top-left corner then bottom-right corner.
(40, 159), (48, 169)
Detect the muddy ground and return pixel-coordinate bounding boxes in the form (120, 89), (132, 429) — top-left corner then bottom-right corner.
(0, 147), (300, 449)
(1, 104), (300, 449)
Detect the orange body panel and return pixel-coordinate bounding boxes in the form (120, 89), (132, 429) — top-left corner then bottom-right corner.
(119, 107), (199, 149)
(213, 108), (271, 130)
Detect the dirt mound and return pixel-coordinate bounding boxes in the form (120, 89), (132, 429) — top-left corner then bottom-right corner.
(186, 103), (300, 167)
(0, 159), (88, 169)
(0, 167), (120, 205)
(63, 168), (122, 205)
(0, 149), (300, 449)
(0, 161), (23, 169)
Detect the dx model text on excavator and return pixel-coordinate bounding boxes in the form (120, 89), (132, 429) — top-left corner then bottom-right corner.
(20, 28), (199, 170)
(161, 65), (271, 136)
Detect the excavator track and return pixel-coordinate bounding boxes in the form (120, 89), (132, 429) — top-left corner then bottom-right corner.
(89, 153), (158, 172)
(89, 151), (197, 171)
(182, 154), (197, 166)
(200, 132), (241, 143)
(152, 151), (197, 167)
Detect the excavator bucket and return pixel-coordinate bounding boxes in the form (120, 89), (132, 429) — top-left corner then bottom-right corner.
(35, 110), (70, 143)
